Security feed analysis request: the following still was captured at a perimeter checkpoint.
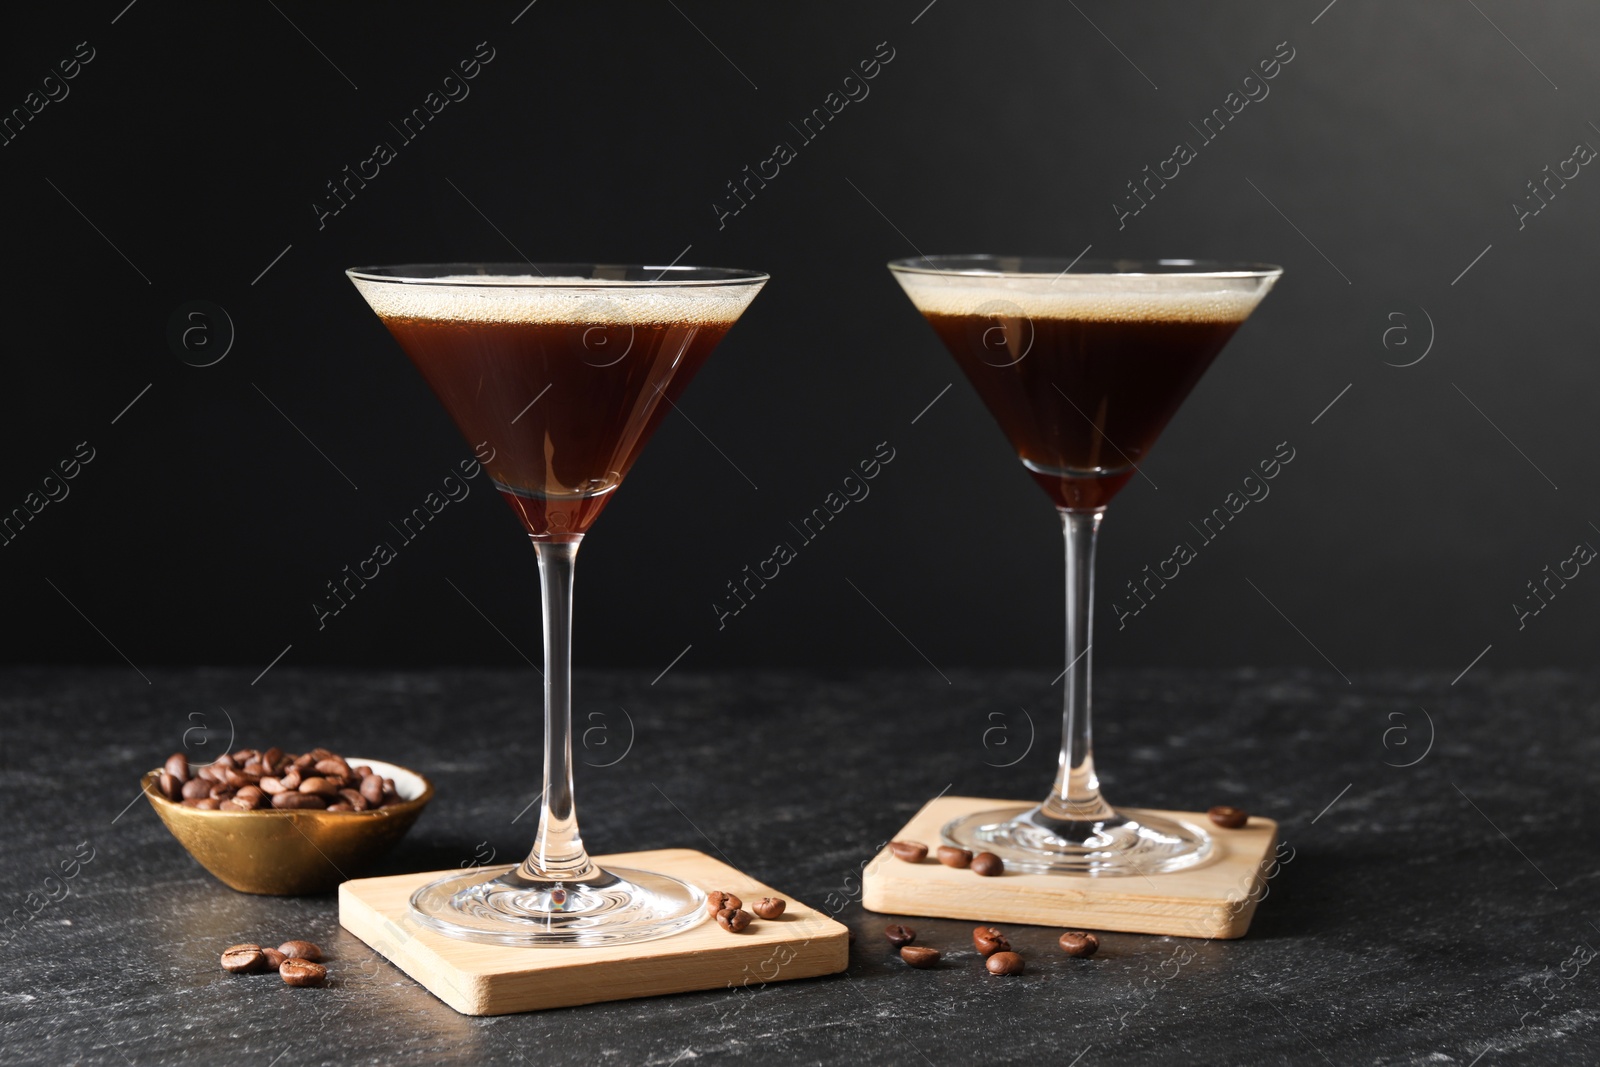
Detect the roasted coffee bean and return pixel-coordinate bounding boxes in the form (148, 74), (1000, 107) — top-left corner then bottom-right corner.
(706, 891), (742, 914)
(314, 757), (352, 778)
(900, 945), (940, 968)
(936, 846), (973, 869)
(279, 940), (322, 961)
(221, 945), (267, 973)
(986, 951), (1025, 976)
(298, 776), (339, 797)
(973, 926), (1010, 957)
(164, 752), (189, 784)
(1208, 805), (1249, 829)
(157, 747), (401, 814)
(1058, 931), (1099, 958)
(751, 897), (786, 920)
(261, 947), (287, 969)
(715, 908), (752, 933)
(280, 958), (327, 987)
(888, 840), (928, 863)
(884, 924), (916, 947)
(971, 852), (1004, 877)
(271, 792), (327, 810)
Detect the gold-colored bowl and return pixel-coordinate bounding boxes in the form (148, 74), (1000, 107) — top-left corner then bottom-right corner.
(141, 758), (434, 895)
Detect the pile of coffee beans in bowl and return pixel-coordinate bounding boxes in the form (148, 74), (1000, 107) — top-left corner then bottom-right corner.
(153, 748), (405, 812)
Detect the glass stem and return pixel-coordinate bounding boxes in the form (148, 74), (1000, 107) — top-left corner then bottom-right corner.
(1042, 507), (1117, 823)
(520, 538), (600, 883)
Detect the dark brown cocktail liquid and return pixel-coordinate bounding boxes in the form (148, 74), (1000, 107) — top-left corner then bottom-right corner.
(381, 315), (730, 540)
(923, 312), (1242, 510)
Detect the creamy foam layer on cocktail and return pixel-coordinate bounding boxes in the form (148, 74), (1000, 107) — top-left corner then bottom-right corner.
(350, 274), (760, 326)
(892, 271), (1267, 324)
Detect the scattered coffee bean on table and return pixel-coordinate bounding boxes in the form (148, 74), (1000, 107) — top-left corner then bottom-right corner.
(1208, 805), (1249, 829)
(160, 748), (405, 814)
(884, 924), (916, 947)
(279, 940), (322, 962)
(986, 951), (1025, 976)
(972, 926), (1010, 957)
(971, 852), (1004, 877)
(220, 944), (267, 974)
(888, 840), (928, 863)
(900, 945), (940, 968)
(220, 937), (328, 986)
(751, 897), (786, 920)
(936, 846), (973, 868)
(1058, 931), (1099, 958)
(705, 891), (742, 914)
(715, 908), (752, 933)
(280, 958), (328, 987)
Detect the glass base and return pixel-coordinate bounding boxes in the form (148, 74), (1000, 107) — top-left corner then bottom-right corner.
(942, 804), (1213, 876)
(408, 863), (707, 947)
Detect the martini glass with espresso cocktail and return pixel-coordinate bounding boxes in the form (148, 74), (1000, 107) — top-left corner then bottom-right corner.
(889, 256), (1280, 875)
(349, 263), (766, 944)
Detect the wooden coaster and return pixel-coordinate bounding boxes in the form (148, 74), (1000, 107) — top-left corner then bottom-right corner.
(339, 848), (848, 1015)
(861, 796), (1279, 939)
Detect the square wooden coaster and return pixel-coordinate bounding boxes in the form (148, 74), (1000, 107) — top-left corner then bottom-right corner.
(861, 796), (1279, 939)
(339, 848), (848, 1015)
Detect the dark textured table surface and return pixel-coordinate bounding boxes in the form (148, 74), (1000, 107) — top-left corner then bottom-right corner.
(1, 667), (1596, 1066)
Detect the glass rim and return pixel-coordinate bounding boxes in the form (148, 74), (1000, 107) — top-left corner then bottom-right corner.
(887, 255), (1283, 280)
(346, 262), (769, 288)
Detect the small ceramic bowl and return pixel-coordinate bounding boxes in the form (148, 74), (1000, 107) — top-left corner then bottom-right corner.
(141, 758), (433, 895)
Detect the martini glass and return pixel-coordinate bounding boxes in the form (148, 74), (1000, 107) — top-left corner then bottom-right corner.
(888, 256), (1281, 875)
(348, 263), (767, 944)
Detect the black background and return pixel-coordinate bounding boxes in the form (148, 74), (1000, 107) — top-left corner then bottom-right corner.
(4, 1), (1597, 678)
